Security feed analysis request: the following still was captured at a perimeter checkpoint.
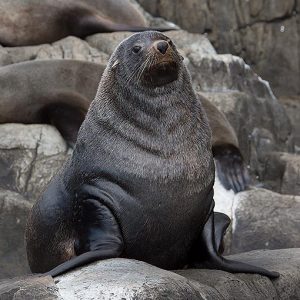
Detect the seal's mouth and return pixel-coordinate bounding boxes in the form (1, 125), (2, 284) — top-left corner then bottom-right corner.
(142, 59), (179, 87)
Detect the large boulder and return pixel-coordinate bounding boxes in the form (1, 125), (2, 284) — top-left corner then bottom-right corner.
(280, 96), (300, 152)
(0, 124), (68, 203)
(136, 0), (300, 97)
(0, 124), (69, 279)
(0, 36), (109, 67)
(261, 152), (300, 195)
(0, 190), (31, 279)
(230, 188), (300, 254)
(0, 275), (61, 299)
(1, 249), (300, 299)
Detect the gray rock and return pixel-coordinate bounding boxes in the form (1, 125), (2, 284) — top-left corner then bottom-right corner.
(175, 269), (276, 300)
(136, 0), (300, 97)
(261, 152), (300, 195)
(0, 275), (61, 300)
(0, 189), (31, 279)
(0, 124), (68, 203)
(56, 259), (205, 300)
(2, 249), (299, 299)
(56, 249), (300, 299)
(280, 96), (300, 152)
(0, 36), (109, 67)
(226, 249), (300, 300)
(230, 188), (300, 254)
(0, 124), (70, 279)
(136, 0), (213, 34)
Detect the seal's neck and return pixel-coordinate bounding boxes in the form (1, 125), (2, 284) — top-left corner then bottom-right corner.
(90, 69), (209, 157)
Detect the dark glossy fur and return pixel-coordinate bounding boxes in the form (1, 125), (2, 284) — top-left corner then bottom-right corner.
(25, 32), (278, 278)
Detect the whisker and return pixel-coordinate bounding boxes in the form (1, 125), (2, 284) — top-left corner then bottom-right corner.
(127, 53), (153, 85)
(136, 55), (152, 82)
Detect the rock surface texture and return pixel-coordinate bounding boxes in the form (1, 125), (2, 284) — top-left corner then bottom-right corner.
(136, 0), (300, 97)
(230, 189), (300, 254)
(0, 124), (69, 279)
(0, 249), (299, 299)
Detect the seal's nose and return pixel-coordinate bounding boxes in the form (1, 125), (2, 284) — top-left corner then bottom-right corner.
(155, 40), (169, 54)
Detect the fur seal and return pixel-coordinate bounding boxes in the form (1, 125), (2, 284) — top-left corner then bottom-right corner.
(0, 60), (105, 144)
(25, 31), (278, 278)
(0, 0), (174, 46)
(0, 59), (248, 192)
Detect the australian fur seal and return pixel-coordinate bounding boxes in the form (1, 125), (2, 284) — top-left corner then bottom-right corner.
(0, 59), (248, 192)
(0, 60), (105, 143)
(0, 0), (174, 46)
(25, 31), (278, 278)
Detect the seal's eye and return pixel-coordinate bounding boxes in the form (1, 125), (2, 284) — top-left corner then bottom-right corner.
(132, 45), (142, 53)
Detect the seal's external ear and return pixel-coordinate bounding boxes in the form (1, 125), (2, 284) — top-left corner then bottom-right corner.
(111, 59), (119, 69)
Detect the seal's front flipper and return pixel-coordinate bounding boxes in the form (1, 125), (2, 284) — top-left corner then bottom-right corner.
(45, 199), (123, 277)
(191, 211), (279, 279)
(214, 212), (230, 254)
(213, 145), (250, 193)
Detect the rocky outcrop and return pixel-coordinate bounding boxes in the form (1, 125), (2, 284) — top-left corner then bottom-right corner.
(0, 190), (31, 279)
(1, 249), (300, 299)
(230, 188), (300, 254)
(0, 275), (61, 299)
(280, 96), (300, 152)
(0, 124), (68, 203)
(0, 124), (69, 279)
(136, 0), (300, 97)
(261, 152), (300, 195)
(0, 37), (109, 67)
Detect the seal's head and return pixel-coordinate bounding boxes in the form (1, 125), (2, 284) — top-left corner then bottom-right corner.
(110, 31), (184, 88)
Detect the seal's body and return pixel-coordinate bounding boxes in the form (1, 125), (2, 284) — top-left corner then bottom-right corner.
(25, 32), (278, 278)
(0, 0), (171, 46)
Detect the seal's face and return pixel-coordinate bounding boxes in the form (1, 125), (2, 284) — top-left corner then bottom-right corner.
(115, 31), (183, 88)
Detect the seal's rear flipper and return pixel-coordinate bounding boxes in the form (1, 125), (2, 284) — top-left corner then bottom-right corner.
(213, 145), (250, 193)
(214, 212), (230, 254)
(191, 211), (279, 279)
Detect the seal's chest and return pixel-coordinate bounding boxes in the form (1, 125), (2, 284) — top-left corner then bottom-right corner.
(116, 142), (212, 183)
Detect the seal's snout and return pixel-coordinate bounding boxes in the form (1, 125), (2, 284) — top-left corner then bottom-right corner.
(155, 40), (169, 54)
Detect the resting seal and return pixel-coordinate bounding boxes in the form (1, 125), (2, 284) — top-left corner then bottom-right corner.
(0, 60), (105, 143)
(25, 32), (277, 278)
(0, 0), (174, 46)
(0, 59), (248, 192)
